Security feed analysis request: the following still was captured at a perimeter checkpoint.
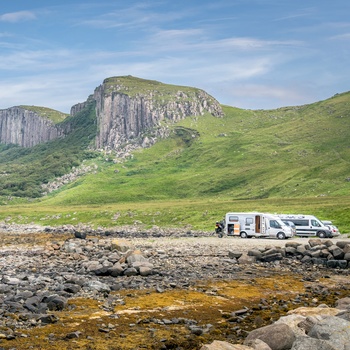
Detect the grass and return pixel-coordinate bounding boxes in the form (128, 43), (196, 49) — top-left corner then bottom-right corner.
(19, 105), (69, 123)
(1, 196), (350, 234)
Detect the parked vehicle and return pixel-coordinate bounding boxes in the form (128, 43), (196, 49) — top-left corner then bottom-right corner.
(322, 220), (341, 236)
(224, 212), (293, 239)
(282, 220), (297, 236)
(277, 214), (338, 238)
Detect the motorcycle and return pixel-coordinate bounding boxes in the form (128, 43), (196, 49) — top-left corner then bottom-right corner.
(215, 221), (225, 238)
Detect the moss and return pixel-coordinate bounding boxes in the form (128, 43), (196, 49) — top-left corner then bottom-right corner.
(3, 272), (349, 350)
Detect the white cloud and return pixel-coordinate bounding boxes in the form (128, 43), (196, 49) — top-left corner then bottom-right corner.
(329, 33), (350, 40)
(0, 11), (36, 23)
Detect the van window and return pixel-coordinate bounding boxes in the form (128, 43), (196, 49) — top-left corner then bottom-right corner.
(246, 218), (253, 225)
(270, 220), (281, 229)
(311, 219), (321, 227)
(228, 216), (239, 222)
(290, 219), (309, 226)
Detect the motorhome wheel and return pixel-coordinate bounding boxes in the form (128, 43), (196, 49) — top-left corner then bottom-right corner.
(317, 231), (326, 238)
(277, 232), (286, 240)
(240, 232), (248, 238)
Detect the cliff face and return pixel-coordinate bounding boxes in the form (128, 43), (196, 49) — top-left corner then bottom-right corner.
(1, 76), (223, 150)
(0, 107), (65, 147)
(78, 76), (224, 151)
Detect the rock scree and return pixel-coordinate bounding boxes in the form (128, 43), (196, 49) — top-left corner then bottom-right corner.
(0, 225), (349, 349)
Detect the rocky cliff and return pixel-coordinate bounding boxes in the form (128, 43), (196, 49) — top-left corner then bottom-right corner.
(1, 76), (223, 150)
(0, 107), (66, 148)
(71, 76), (224, 151)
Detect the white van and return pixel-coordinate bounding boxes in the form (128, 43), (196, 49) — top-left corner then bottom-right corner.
(224, 212), (294, 239)
(277, 214), (337, 238)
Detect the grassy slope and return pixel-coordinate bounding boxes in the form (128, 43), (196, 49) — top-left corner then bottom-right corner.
(19, 105), (69, 123)
(0, 89), (349, 232)
(0, 102), (97, 197)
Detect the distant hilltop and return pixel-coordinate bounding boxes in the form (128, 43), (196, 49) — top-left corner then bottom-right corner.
(0, 76), (223, 149)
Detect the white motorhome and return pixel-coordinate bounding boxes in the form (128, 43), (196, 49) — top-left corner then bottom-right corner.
(277, 214), (337, 238)
(224, 212), (294, 239)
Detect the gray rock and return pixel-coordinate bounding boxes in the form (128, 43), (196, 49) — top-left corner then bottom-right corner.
(124, 267), (138, 276)
(291, 336), (337, 350)
(335, 297), (350, 310)
(327, 245), (344, 259)
(308, 316), (350, 350)
(275, 314), (306, 336)
(85, 281), (111, 293)
(200, 340), (252, 349)
(244, 339), (272, 350)
(74, 231), (87, 239)
(45, 295), (67, 311)
(63, 283), (81, 294)
(244, 323), (296, 350)
(308, 239), (322, 247)
(228, 250), (243, 259)
(108, 262), (124, 277)
(139, 266), (153, 276)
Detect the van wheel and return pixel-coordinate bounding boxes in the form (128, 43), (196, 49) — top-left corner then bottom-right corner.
(240, 232), (248, 239)
(317, 231), (326, 238)
(277, 232), (285, 240)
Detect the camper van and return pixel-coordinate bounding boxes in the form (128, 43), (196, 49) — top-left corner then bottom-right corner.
(277, 214), (337, 238)
(224, 212), (294, 239)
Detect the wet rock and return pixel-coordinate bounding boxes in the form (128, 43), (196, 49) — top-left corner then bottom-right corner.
(74, 231), (87, 239)
(38, 314), (59, 324)
(45, 295), (67, 311)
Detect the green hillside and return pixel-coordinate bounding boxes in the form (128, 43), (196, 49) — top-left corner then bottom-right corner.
(0, 86), (349, 232)
(0, 101), (97, 197)
(39, 91), (350, 204)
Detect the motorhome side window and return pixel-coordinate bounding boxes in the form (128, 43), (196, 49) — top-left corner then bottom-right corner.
(311, 220), (321, 227)
(246, 218), (253, 225)
(292, 219), (309, 226)
(229, 216), (239, 222)
(270, 220), (281, 228)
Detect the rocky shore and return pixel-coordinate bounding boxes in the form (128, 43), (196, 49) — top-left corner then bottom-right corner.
(0, 225), (349, 349)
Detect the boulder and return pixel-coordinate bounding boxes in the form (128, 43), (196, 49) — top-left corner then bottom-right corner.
(290, 336), (337, 350)
(244, 323), (295, 350)
(308, 316), (350, 350)
(200, 340), (252, 349)
(335, 297), (350, 310)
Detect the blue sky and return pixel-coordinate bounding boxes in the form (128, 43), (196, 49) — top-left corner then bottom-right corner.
(0, 0), (349, 113)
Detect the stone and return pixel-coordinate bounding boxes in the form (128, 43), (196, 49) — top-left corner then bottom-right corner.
(228, 250), (243, 259)
(327, 245), (344, 259)
(45, 295), (67, 311)
(74, 231), (87, 239)
(275, 314), (306, 336)
(335, 297), (350, 310)
(124, 267), (138, 276)
(108, 262), (124, 277)
(85, 281), (111, 293)
(63, 283), (81, 294)
(308, 316), (350, 350)
(200, 340), (252, 349)
(290, 336), (337, 350)
(244, 323), (295, 350)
